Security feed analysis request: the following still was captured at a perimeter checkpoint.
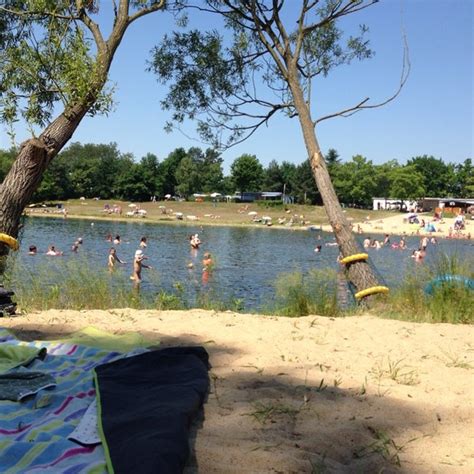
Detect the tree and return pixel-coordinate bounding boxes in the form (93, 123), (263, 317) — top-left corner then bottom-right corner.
(151, 0), (409, 296)
(264, 160), (284, 192)
(406, 155), (453, 197)
(0, 1), (166, 257)
(158, 148), (187, 197)
(230, 154), (264, 195)
(175, 155), (200, 198)
(454, 159), (474, 198)
(389, 166), (425, 201)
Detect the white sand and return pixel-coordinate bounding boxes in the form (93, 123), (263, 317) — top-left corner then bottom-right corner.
(2, 309), (473, 472)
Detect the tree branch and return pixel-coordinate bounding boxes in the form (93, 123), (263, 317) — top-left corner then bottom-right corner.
(128, 0), (166, 24)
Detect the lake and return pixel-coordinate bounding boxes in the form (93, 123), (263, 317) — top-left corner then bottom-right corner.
(7, 217), (473, 311)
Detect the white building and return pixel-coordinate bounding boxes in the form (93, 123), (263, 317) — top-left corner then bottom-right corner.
(372, 198), (417, 211)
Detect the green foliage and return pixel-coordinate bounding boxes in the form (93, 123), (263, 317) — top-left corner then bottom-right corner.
(150, 1), (375, 147)
(0, 1), (113, 127)
(376, 254), (474, 324)
(272, 269), (340, 317)
(231, 154), (264, 193)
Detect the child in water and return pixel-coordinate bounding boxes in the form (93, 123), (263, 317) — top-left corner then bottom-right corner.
(130, 249), (152, 284)
(108, 247), (126, 272)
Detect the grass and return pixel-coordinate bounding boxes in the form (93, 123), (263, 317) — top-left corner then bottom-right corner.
(26, 198), (395, 230)
(370, 357), (419, 386)
(243, 401), (301, 425)
(371, 253), (474, 324)
(270, 269), (341, 317)
(3, 246), (472, 325)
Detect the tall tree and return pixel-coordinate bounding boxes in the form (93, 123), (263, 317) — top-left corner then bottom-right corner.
(406, 155), (452, 197)
(151, 0), (409, 296)
(0, 0), (166, 257)
(230, 153), (264, 195)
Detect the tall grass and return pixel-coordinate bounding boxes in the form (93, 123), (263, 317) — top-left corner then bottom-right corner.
(5, 259), (151, 311)
(269, 269), (341, 317)
(376, 253), (474, 324)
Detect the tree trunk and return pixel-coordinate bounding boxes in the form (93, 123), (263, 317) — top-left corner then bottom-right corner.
(0, 104), (88, 257)
(288, 75), (380, 295)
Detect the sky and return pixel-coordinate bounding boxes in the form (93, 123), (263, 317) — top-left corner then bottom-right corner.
(0, 0), (472, 174)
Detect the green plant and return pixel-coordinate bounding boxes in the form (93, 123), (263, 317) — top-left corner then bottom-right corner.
(372, 253), (474, 324)
(243, 401), (300, 425)
(271, 269), (340, 317)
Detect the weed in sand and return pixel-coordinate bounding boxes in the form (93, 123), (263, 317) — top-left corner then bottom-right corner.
(440, 351), (473, 370)
(370, 357), (419, 386)
(243, 402), (300, 425)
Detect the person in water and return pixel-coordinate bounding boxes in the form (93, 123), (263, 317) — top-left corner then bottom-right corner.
(108, 247), (126, 272)
(190, 233), (201, 249)
(113, 235), (121, 245)
(130, 249), (152, 284)
(46, 245), (63, 256)
(28, 245), (37, 255)
(202, 252), (213, 283)
(139, 236), (147, 248)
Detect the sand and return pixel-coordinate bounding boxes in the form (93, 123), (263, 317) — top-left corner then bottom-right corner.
(323, 213), (473, 240)
(2, 309), (473, 473)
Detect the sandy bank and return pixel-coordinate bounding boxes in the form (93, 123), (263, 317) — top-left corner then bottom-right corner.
(2, 309), (473, 473)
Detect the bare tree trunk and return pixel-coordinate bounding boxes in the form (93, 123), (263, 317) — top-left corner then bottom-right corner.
(288, 75), (379, 294)
(0, 104), (88, 257)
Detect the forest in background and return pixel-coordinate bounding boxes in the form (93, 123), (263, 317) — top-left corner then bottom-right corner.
(1, 143), (472, 207)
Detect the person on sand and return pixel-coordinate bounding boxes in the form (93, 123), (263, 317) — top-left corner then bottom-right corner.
(130, 249), (152, 284)
(108, 247), (126, 272)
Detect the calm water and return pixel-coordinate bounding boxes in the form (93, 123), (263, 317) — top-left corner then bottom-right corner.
(8, 217), (473, 311)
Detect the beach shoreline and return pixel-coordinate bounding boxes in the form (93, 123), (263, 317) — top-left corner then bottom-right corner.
(24, 204), (473, 240)
(2, 309), (473, 472)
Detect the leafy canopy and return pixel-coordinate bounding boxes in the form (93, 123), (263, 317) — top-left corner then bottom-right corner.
(150, 0), (378, 148)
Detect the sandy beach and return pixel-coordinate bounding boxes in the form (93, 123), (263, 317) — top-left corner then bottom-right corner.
(324, 213), (473, 240)
(2, 309), (473, 473)
(27, 200), (473, 240)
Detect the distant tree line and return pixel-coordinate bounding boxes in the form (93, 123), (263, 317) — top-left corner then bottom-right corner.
(0, 143), (472, 206)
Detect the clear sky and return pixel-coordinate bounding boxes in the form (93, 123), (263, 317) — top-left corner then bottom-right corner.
(0, 0), (472, 174)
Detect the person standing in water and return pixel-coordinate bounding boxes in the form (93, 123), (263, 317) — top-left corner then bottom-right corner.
(130, 249), (152, 285)
(108, 247), (126, 272)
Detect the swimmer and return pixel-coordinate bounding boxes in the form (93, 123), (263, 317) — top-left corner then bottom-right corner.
(113, 235), (121, 245)
(28, 245), (37, 255)
(108, 247), (126, 272)
(46, 245), (63, 256)
(314, 245), (322, 253)
(190, 233), (201, 249)
(130, 249), (152, 284)
(139, 236), (147, 248)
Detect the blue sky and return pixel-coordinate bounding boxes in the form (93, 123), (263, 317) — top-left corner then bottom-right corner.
(0, 0), (472, 173)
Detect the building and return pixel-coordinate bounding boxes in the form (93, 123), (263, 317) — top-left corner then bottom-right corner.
(372, 198), (417, 211)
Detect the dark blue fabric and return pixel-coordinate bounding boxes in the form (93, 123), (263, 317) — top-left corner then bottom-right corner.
(95, 346), (209, 474)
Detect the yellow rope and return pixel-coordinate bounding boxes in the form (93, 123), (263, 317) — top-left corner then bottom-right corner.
(0, 233), (19, 251)
(355, 286), (389, 300)
(340, 253), (368, 265)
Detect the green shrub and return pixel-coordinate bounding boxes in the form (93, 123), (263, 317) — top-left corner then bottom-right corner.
(271, 269), (340, 317)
